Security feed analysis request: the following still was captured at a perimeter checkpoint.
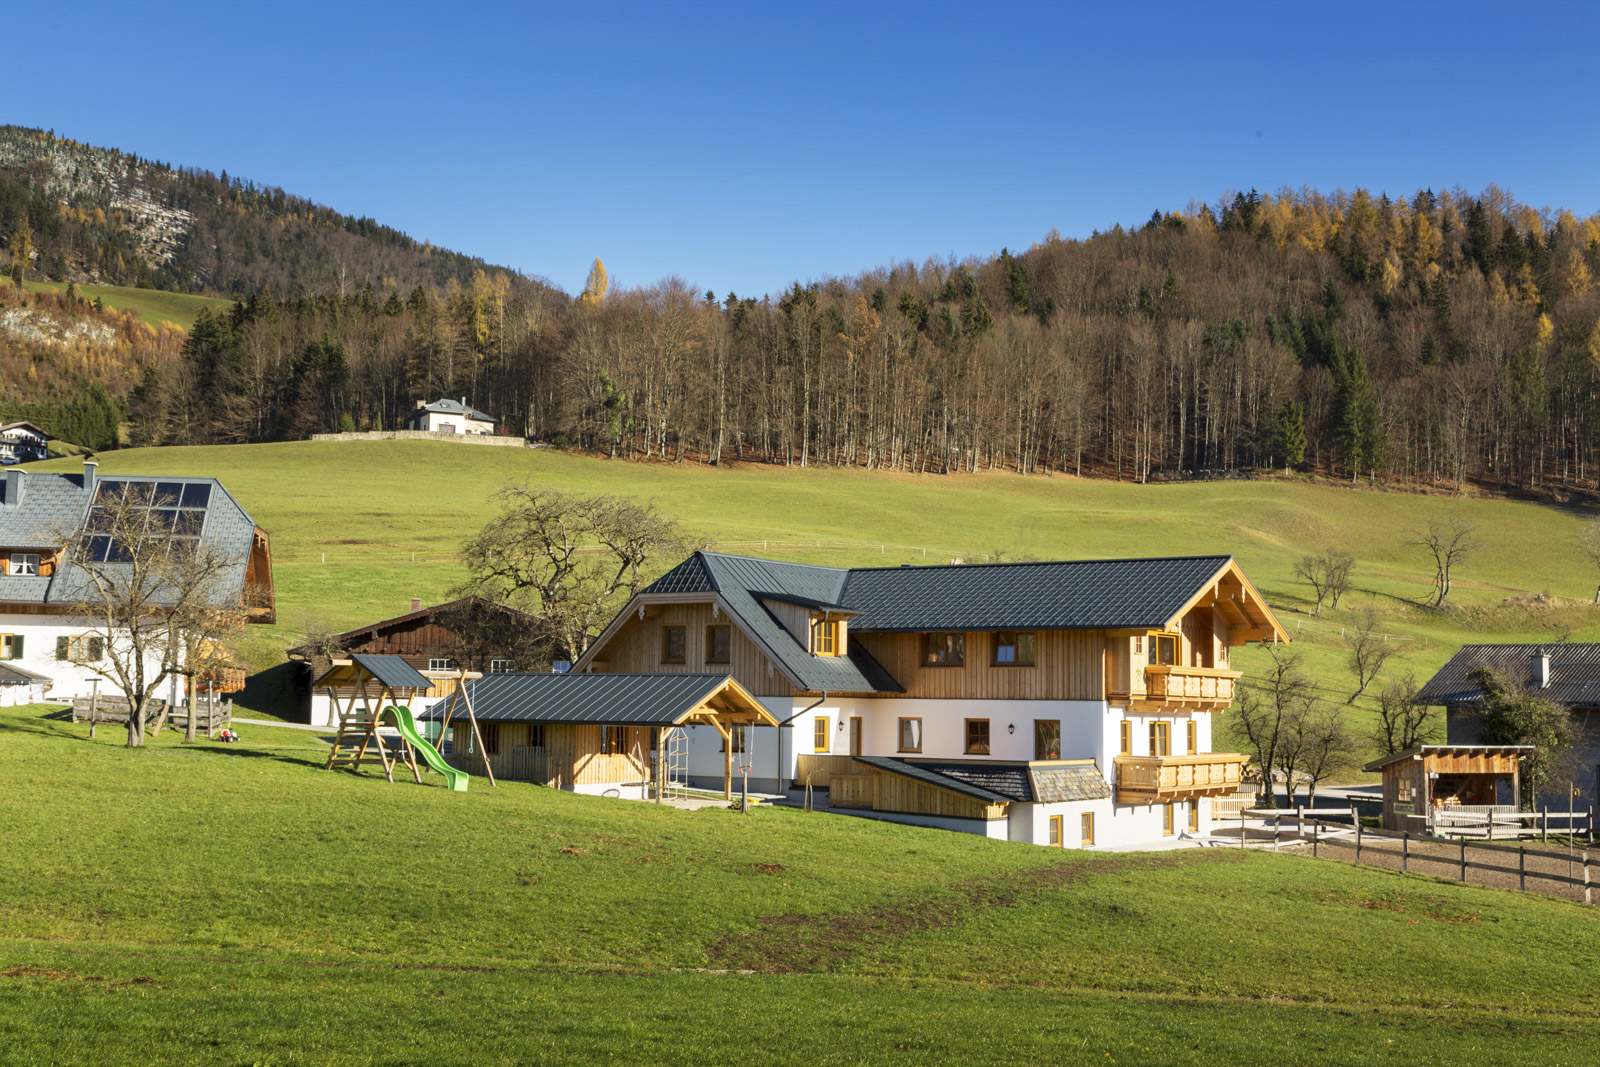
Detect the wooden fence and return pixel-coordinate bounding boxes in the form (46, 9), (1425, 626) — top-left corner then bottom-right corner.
(1241, 809), (1597, 905)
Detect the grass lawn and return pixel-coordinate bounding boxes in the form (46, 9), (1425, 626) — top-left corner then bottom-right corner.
(1, 704), (1597, 1064)
(25, 440), (1600, 751)
(20, 279), (233, 331)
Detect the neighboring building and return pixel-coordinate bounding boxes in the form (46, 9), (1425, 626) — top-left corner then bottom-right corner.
(0, 462), (275, 704)
(1419, 643), (1600, 806)
(0, 662), (50, 706)
(569, 551), (1287, 849)
(0, 422), (49, 465)
(287, 596), (542, 727)
(402, 398), (497, 435)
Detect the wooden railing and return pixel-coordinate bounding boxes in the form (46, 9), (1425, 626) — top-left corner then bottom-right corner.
(1114, 752), (1246, 804)
(1139, 666), (1240, 708)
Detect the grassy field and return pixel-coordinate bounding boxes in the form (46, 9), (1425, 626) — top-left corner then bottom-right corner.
(26, 440), (1600, 749)
(21, 279), (233, 331)
(1, 703), (1597, 1065)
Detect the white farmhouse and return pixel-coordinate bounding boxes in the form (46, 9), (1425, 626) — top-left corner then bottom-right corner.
(0, 421), (50, 465)
(0, 462), (275, 704)
(402, 398), (497, 435)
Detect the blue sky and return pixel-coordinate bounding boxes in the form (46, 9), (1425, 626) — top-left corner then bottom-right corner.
(13, 1), (1600, 297)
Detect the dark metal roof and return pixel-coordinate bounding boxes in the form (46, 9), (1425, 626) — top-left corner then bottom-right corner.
(1030, 762), (1113, 803)
(410, 398), (495, 422)
(1417, 643), (1600, 708)
(350, 654), (433, 690)
(841, 556), (1235, 632)
(851, 756), (1019, 804)
(436, 672), (747, 725)
(0, 662), (50, 685)
(285, 596), (539, 657)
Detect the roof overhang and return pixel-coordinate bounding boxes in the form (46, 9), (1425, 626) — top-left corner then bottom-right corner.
(1362, 744), (1534, 773)
(1166, 558), (1290, 645)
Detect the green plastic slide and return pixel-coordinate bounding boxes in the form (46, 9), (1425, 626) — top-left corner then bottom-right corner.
(383, 705), (469, 791)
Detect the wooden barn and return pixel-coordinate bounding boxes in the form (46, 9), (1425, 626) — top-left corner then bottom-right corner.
(428, 672), (779, 799)
(1365, 745), (1530, 834)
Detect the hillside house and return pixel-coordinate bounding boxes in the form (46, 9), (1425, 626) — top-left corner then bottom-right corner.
(402, 398), (497, 435)
(570, 551), (1287, 849)
(0, 462), (274, 704)
(287, 596), (542, 727)
(0, 422), (49, 465)
(1419, 643), (1600, 807)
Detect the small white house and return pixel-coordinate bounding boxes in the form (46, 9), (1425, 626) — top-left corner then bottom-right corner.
(0, 662), (50, 706)
(0, 422), (49, 465)
(403, 399), (497, 435)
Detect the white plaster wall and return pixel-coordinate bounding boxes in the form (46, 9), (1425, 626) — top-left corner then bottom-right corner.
(683, 695), (798, 789)
(854, 698), (1109, 762)
(0, 613), (175, 704)
(418, 412), (494, 435)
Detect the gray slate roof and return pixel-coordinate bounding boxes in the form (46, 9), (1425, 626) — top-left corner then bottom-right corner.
(1031, 762), (1113, 803)
(1417, 643), (1600, 708)
(351, 654), (433, 691)
(0, 467), (261, 609)
(636, 551), (1237, 693)
(435, 673), (738, 725)
(0, 662), (51, 685)
(411, 398), (495, 422)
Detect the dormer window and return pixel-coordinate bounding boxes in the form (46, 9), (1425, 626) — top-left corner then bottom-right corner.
(7, 553), (39, 576)
(810, 618), (840, 657)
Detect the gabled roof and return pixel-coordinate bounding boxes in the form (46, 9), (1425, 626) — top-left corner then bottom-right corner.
(432, 672), (776, 727)
(0, 421), (49, 439)
(1417, 643), (1600, 708)
(411, 398), (495, 422)
(0, 662), (51, 686)
(1363, 744), (1532, 773)
(312, 654), (434, 691)
(286, 596), (539, 658)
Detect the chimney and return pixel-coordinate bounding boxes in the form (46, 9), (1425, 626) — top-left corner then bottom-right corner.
(2, 468), (22, 507)
(1533, 649), (1551, 688)
(415, 400), (426, 410)
(82, 459), (97, 498)
(459, 396), (467, 408)
(410, 597), (422, 613)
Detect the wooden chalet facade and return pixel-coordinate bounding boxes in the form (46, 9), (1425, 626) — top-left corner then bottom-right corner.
(287, 596), (541, 726)
(571, 551), (1286, 848)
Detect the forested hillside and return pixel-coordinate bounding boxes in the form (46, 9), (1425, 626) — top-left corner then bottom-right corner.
(0, 126), (550, 299)
(4, 121), (1600, 494)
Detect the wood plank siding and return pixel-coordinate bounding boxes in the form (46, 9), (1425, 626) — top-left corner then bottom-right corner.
(851, 629), (1105, 700)
(590, 602), (795, 697)
(449, 722), (651, 786)
(870, 768), (1006, 820)
(795, 753), (862, 788)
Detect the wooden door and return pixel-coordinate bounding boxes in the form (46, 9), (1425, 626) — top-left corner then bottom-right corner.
(848, 717), (862, 757)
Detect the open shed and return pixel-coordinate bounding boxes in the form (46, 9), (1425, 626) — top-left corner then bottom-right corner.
(1364, 745), (1531, 833)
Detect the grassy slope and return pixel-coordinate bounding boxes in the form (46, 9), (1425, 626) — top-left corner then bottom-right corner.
(20, 279), (233, 331)
(28, 441), (1600, 748)
(1, 706), (1597, 1065)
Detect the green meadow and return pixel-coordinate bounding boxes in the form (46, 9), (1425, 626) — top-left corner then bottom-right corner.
(0, 705), (1596, 1065)
(20, 279), (233, 331)
(27, 440), (1600, 749)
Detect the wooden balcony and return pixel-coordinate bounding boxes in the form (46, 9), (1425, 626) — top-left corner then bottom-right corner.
(1114, 752), (1247, 805)
(1126, 666), (1240, 713)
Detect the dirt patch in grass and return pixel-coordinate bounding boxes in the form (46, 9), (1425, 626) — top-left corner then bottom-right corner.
(711, 850), (1240, 973)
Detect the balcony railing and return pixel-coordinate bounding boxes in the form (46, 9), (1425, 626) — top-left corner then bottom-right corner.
(1114, 752), (1246, 804)
(1128, 665), (1240, 711)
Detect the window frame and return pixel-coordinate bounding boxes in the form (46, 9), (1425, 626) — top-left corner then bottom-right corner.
(1149, 721), (1171, 758)
(601, 725), (631, 756)
(720, 722), (748, 754)
(427, 657), (459, 672)
(0, 633), (19, 661)
(964, 718), (991, 756)
(1162, 802), (1175, 836)
(487, 658), (513, 674)
(1048, 814), (1063, 847)
(1081, 812), (1095, 847)
(898, 716), (923, 753)
(1188, 802), (1200, 833)
(809, 618), (840, 657)
(1148, 631), (1179, 667)
(662, 625), (687, 664)
(1119, 720), (1131, 756)
(923, 631), (965, 667)
(1034, 719), (1061, 760)
(7, 553), (39, 577)
(706, 624), (732, 664)
(991, 630), (1036, 667)
(56, 634), (103, 663)
(813, 715), (831, 753)
(1187, 719), (1198, 755)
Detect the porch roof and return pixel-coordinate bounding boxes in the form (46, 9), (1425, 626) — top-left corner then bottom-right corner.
(435, 672), (777, 727)
(312, 653), (433, 691)
(1362, 744), (1532, 774)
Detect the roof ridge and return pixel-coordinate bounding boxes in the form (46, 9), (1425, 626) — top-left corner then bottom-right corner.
(845, 553), (1234, 574)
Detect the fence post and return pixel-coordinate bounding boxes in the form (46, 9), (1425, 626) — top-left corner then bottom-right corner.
(1313, 819), (1319, 858)
(1584, 851), (1592, 907)
(1459, 837), (1467, 882)
(1519, 846), (1526, 892)
(1402, 831), (1409, 873)
(1542, 806), (1547, 844)
(1273, 814), (1280, 851)
(1355, 820), (1363, 865)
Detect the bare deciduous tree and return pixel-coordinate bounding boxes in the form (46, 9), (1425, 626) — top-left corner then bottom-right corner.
(1292, 548), (1353, 616)
(1224, 645), (1321, 808)
(457, 487), (694, 661)
(1575, 518), (1600, 604)
(1410, 514), (1478, 608)
(1290, 704), (1354, 806)
(1371, 672), (1438, 756)
(1344, 603), (1395, 703)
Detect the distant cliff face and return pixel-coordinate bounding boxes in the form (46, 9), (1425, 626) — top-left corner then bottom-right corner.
(0, 126), (554, 300)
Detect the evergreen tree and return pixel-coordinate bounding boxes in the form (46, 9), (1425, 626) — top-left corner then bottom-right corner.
(999, 249), (1031, 313)
(1272, 400), (1307, 472)
(1331, 348), (1384, 481)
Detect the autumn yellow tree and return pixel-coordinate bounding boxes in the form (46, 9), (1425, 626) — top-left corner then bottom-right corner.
(579, 258), (609, 307)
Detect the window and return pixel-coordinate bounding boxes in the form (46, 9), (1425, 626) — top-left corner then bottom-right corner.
(482, 723), (499, 755)
(427, 657), (459, 672)
(56, 635), (102, 663)
(809, 618), (840, 657)
(992, 631), (1036, 666)
(602, 726), (631, 755)
(0, 633), (20, 661)
(1162, 803), (1175, 836)
(1188, 802), (1200, 833)
(7, 553), (39, 576)
(721, 723), (747, 754)
(1148, 632), (1178, 666)
(1035, 719), (1061, 760)
(965, 718), (990, 755)
(924, 632), (964, 666)
(662, 626), (686, 664)
(1081, 812), (1095, 847)
(898, 717), (922, 753)
(706, 625), (732, 664)
(1186, 719), (1197, 755)
(1048, 815), (1063, 847)
(1149, 721), (1171, 757)
(813, 716), (831, 753)
(529, 724), (546, 749)
(1119, 720), (1131, 756)
(488, 659), (513, 674)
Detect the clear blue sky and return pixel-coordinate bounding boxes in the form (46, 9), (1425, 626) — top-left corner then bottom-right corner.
(13, 1), (1600, 298)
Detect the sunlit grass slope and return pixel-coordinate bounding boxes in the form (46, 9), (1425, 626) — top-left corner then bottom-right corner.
(21, 279), (233, 331)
